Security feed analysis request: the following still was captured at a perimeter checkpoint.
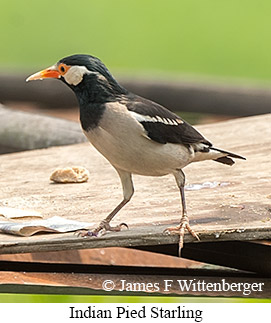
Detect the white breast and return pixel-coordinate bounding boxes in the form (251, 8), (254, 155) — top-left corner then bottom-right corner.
(84, 102), (193, 176)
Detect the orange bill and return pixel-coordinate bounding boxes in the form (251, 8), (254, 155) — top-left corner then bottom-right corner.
(26, 66), (61, 82)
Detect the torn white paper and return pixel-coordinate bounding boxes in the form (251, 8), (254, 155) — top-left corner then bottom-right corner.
(0, 216), (94, 237)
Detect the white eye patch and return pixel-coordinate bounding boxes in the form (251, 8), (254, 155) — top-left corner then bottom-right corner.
(63, 65), (91, 86)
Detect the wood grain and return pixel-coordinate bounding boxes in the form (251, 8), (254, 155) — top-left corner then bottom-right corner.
(0, 114), (270, 254)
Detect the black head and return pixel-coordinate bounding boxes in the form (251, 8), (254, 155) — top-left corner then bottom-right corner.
(26, 54), (128, 102)
(59, 54), (112, 80)
(58, 54), (119, 88)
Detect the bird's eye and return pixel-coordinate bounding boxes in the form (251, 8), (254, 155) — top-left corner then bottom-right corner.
(58, 64), (68, 75)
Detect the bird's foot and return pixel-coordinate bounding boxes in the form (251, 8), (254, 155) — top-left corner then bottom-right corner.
(164, 215), (200, 256)
(76, 219), (128, 237)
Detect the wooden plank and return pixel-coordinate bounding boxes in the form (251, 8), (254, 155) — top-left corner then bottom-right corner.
(0, 226), (270, 256)
(0, 260), (246, 275)
(2, 240), (271, 275)
(0, 260), (269, 297)
(0, 267), (270, 297)
(0, 114), (270, 256)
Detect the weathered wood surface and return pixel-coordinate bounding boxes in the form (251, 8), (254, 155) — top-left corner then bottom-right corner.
(1, 270), (270, 297)
(0, 114), (270, 255)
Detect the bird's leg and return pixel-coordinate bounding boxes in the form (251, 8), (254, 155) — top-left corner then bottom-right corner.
(89, 198), (130, 236)
(165, 170), (200, 256)
(78, 169), (134, 237)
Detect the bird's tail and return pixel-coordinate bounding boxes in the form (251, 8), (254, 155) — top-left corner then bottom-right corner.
(210, 147), (246, 166)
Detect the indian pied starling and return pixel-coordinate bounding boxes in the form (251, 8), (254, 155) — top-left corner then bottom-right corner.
(26, 54), (245, 255)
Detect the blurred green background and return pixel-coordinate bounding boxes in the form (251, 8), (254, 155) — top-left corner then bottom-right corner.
(1, 0), (270, 302)
(1, 0), (271, 82)
(1, 294), (270, 303)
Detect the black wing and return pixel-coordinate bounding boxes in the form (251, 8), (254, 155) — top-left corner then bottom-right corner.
(125, 95), (211, 146)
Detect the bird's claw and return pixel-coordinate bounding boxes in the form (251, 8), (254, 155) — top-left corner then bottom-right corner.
(164, 216), (200, 257)
(75, 221), (129, 238)
(74, 229), (98, 237)
(101, 221), (129, 233)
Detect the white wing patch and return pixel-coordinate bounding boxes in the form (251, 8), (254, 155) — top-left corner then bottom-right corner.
(129, 111), (183, 126)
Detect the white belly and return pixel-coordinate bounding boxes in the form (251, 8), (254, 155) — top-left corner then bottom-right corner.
(83, 102), (194, 176)
(85, 128), (192, 176)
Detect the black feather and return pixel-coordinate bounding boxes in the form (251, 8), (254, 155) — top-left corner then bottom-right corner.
(125, 95), (211, 146)
(59, 54), (128, 102)
(210, 147), (246, 160)
(214, 156), (235, 166)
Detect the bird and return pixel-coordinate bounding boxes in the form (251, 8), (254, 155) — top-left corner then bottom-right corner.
(26, 54), (245, 255)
